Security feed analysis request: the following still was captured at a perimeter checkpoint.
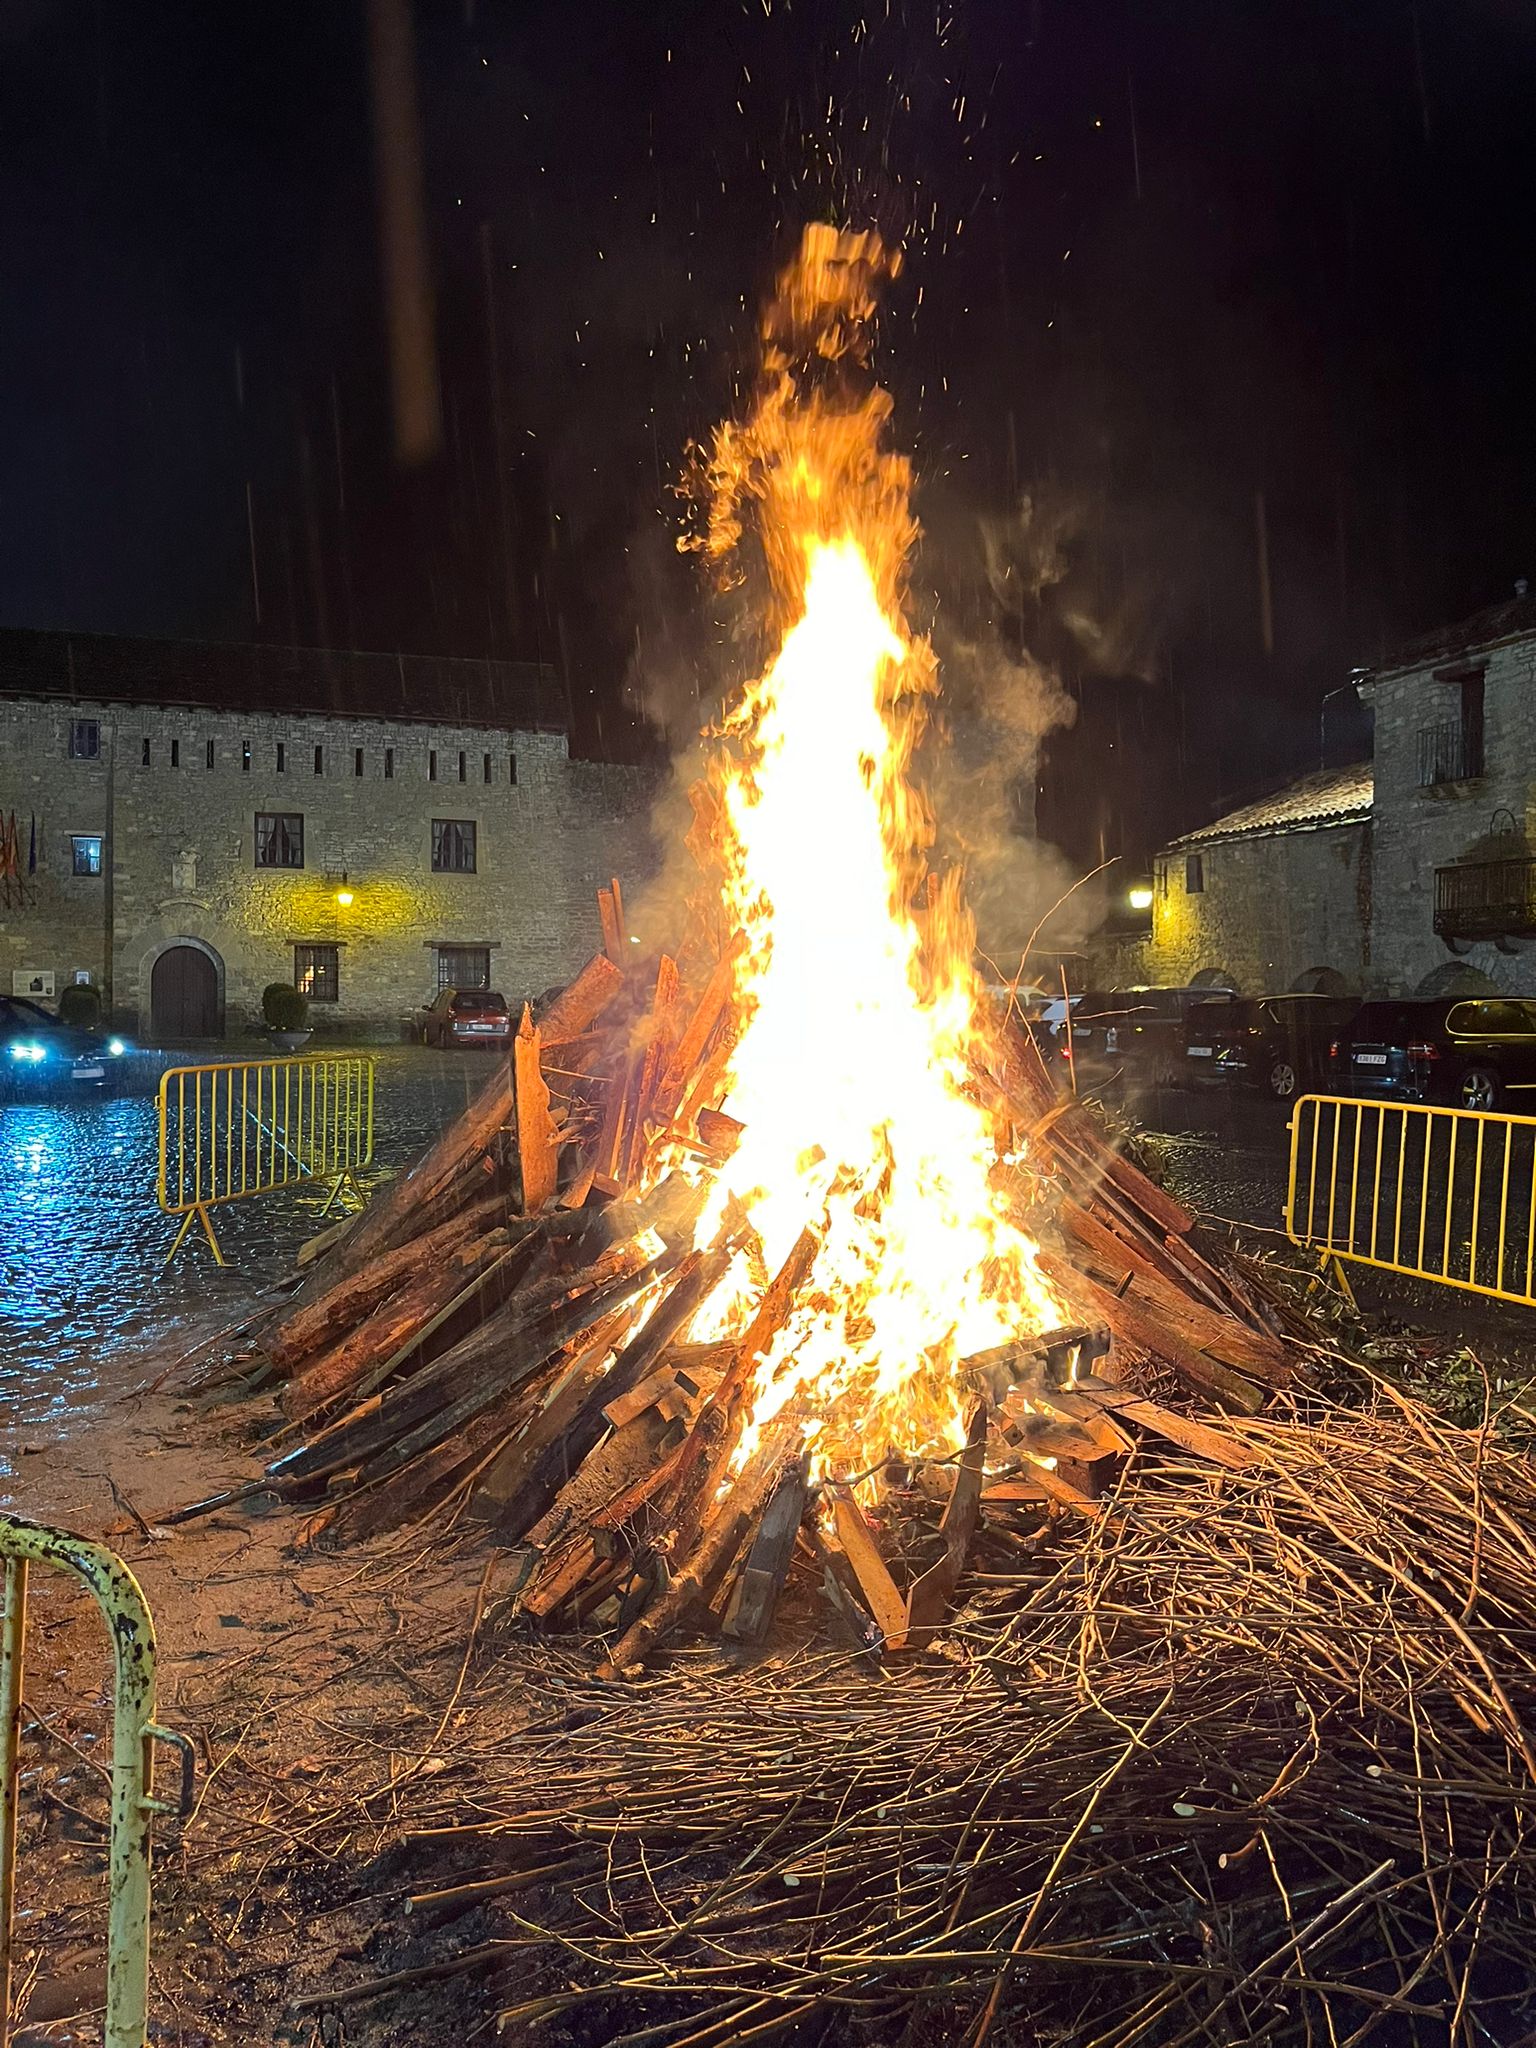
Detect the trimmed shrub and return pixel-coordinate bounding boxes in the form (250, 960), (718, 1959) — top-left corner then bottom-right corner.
(57, 983), (102, 1028)
(262, 982), (309, 1032)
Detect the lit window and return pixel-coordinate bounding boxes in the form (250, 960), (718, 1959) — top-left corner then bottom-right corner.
(254, 812), (304, 869)
(242, 738), (251, 773)
(71, 834), (103, 876)
(294, 943), (339, 1003)
(431, 819), (476, 873)
(1185, 853), (1205, 895)
(68, 719), (100, 760)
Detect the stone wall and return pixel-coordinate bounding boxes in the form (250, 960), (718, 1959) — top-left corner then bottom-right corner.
(0, 696), (654, 1037)
(1090, 819), (1370, 995)
(1365, 638), (1536, 996)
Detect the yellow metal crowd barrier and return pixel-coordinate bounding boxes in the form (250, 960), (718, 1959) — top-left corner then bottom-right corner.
(1, 1513), (193, 2048)
(1286, 1092), (1536, 1309)
(157, 1052), (375, 1265)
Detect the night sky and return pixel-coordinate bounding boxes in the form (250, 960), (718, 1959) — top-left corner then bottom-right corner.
(2, 0), (1535, 876)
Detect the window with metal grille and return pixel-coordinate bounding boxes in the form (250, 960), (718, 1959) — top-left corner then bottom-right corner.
(71, 834), (103, 876)
(431, 819), (476, 873)
(294, 943), (339, 1003)
(1185, 853), (1205, 894)
(436, 945), (490, 990)
(68, 719), (100, 760)
(254, 812), (304, 869)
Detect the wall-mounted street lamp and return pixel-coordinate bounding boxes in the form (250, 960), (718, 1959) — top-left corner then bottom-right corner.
(1127, 886), (1153, 912)
(335, 871), (354, 907)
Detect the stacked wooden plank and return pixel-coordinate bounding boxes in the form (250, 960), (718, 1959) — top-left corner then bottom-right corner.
(179, 898), (1307, 1671)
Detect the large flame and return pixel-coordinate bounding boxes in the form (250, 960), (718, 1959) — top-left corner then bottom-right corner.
(677, 225), (1059, 1476)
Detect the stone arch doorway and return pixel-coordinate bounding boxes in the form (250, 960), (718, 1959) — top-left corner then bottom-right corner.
(1291, 966), (1352, 996)
(150, 942), (224, 1040)
(1414, 961), (1501, 1000)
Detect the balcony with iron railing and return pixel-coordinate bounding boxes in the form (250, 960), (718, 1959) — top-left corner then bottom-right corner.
(1433, 857), (1536, 940)
(1418, 719), (1485, 788)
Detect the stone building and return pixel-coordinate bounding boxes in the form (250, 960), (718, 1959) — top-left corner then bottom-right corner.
(1357, 590), (1536, 999)
(1099, 764), (1373, 995)
(0, 627), (653, 1039)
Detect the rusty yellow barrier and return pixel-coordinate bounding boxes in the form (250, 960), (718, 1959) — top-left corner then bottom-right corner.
(1286, 1092), (1536, 1309)
(0, 1514), (193, 2048)
(157, 1053), (375, 1265)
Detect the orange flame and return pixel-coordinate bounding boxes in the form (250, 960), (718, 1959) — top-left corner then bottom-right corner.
(677, 225), (1060, 1476)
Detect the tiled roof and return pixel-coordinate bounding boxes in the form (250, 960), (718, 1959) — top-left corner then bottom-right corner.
(1167, 762), (1373, 850)
(0, 626), (567, 732)
(1376, 591), (1536, 675)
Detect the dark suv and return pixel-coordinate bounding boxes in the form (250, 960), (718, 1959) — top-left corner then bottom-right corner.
(1184, 993), (1361, 1100)
(1327, 997), (1536, 1111)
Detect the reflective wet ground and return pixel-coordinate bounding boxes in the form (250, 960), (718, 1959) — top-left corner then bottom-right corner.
(0, 1046), (492, 1430)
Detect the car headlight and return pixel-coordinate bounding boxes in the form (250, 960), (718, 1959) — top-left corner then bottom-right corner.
(107, 1038), (126, 1057)
(8, 1041), (46, 1062)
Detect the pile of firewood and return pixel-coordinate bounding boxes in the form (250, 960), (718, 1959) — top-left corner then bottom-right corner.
(182, 893), (1313, 1670)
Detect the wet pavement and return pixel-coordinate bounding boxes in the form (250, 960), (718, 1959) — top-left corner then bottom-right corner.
(0, 1045), (494, 1431)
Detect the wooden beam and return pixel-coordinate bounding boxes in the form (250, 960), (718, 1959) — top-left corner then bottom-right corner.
(826, 1487), (907, 1649)
(903, 1401), (988, 1650)
(513, 1005), (557, 1213)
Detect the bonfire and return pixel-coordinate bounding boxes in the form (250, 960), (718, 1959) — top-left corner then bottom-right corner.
(178, 227), (1536, 2045)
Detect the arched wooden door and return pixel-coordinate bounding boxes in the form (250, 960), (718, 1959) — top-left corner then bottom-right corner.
(150, 946), (222, 1039)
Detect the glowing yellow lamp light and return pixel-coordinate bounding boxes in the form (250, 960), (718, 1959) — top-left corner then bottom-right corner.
(335, 871), (354, 908)
(1128, 886), (1153, 911)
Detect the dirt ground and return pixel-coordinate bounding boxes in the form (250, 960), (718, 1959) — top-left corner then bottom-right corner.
(1, 1364), (549, 2046)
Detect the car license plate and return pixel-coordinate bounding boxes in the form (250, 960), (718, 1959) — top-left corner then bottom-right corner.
(73, 1064), (104, 1080)
(1186, 1045), (1213, 1058)
(1355, 1052), (1388, 1067)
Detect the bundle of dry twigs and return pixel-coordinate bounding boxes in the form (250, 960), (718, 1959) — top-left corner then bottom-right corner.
(319, 1386), (1536, 2047)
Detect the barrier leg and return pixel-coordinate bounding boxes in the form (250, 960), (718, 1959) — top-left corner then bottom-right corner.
(162, 1205), (224, 1270)
(0, 1557), (26, 2048)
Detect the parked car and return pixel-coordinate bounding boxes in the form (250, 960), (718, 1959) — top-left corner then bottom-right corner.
(1327, 997), (1536, 1111)
(1065, 986), (1238, 1087)
(0, 996), (131, 1095)
(416, 986), (513, 1050)
(1184, 993), (1361, 1100)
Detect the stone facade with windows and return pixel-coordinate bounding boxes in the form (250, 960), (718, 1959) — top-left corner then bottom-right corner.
(0, 627), (654, 1038)
(1098, 766), (1373, 996)
(1096, 590), (1536, 1000)
(1356, 591), (1536, 1000)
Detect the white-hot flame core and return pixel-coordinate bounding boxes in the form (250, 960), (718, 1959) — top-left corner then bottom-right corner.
(691, 538), (1060, 1470)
